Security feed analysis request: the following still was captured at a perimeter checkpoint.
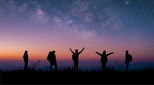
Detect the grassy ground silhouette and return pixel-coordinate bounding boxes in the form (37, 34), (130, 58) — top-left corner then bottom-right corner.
(1, 67), (154, 84)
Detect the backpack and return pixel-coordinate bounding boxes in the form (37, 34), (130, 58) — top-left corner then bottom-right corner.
(128, 54), (132, 61)
(47, 54), (51, 61)
(47, 52), (52, 61)
(47, 56), (50, 61)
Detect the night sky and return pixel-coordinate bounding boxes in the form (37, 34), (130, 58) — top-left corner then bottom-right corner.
(0, 0), (154, 70)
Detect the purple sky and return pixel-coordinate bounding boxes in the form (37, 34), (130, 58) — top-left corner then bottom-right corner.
(0, 0), (154, 70)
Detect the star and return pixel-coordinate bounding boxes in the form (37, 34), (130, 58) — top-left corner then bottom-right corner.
(124, 0), (129, 5)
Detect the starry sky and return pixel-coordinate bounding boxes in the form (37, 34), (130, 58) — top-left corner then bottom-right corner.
(0, 0), (154, 70)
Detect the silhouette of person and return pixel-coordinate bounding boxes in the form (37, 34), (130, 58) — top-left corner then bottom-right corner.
(125, 50), (132, 72)
(70, 48), (85, 71)
(23, 50), (28, 70)
(96, 50), (113, 71)
(47, 50), (57, 72)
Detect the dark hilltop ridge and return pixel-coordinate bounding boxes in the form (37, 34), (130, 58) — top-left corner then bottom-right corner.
(1, 68), (154, 84)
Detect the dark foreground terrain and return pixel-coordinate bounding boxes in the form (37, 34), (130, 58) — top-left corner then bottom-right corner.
(1, 69), (154, 84)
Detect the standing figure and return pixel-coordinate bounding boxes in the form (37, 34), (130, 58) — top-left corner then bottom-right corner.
(125, 50), (132, 72)
(70, 48), (85, 71)
(96, 50), (113, 71)
(47, 50), (57, 72)
(23, 50), (28, 70)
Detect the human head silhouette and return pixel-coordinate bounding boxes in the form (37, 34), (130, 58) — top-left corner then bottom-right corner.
(49, 51), (52, 54)
(125, 50), (128, 54)
(53, 50), (55, 54)
(75, 49), (78, 53)
(103, 50), (106, 54)
(25, 50), (28, 54)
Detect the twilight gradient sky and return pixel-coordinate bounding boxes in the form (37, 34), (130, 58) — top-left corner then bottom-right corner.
(0, 0), (154, 64)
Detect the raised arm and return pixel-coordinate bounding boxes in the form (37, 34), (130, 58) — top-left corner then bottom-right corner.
(79, 48), (85, 54)
(70, 48), (74, 53)
(107, 52), (114, 56)
(96, 52), (102, 56)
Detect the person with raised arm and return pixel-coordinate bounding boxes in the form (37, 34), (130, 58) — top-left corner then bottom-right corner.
(70, 47), (85, 71)
(96, 50), (113, 71)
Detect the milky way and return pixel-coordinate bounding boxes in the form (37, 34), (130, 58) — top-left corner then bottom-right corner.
(0, 0), (154, 68)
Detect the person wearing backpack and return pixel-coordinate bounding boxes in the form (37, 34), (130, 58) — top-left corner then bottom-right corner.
(47, 50), (57, 72)
(125, 50), (133, 72)
(70, 47), (85, 71)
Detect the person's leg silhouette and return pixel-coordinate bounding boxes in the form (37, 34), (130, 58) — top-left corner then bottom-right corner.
(24, 61), (28, 71)
(126, 63), (129, 72)
(102, 62), (106, 71)
(55, 64), (58, 72)
(50, 62), (53, 72)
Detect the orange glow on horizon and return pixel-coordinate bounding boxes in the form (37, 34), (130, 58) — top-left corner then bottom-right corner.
(1, 37), (154, 62)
